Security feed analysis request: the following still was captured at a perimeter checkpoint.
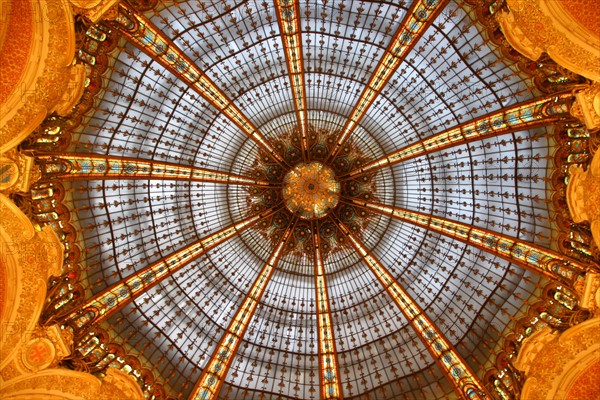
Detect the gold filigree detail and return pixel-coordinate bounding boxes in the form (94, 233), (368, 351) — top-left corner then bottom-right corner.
(0, 0), (83, 154)
(498, 0), (600, 81)
(283, 162), (340, 220)
(520, 317), (600, 400)
(573, 83), (600, 130)
(0, 149), (40, 193)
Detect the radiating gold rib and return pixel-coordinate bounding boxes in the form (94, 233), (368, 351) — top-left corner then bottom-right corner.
(328, 0), (450, 161)
(342, 93), (574, 179)
(189, 218), (298, 400)
(113, 4), (287, 168)
(312, 220), (343, 399)
(345, 199), (591, 282)
(38, 153), (277, 186)
(275, 0), (310, 160)
(330, 215), (489, 400)
(66, 207), (282, 329)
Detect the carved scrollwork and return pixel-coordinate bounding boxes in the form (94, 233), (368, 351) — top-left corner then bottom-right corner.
(572, 83), (600, 131)
(0, 0), (84, 154)
(497, 0), (600, 81)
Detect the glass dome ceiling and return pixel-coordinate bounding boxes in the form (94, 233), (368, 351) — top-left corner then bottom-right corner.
(44, 0), (572, 398)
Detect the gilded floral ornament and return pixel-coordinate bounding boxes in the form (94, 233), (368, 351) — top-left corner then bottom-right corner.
(518, 317), (600, 400)
(567, 149), (600, 248)
(571, 83), (600, 130)
(0, 149), (40, 193)
(20, 338), (57, 372)
(0, 0), (84, 154)
(497, 0), (600, 81)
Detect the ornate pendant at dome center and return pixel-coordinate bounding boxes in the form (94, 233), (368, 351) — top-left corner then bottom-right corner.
(282, 162), (340, 219)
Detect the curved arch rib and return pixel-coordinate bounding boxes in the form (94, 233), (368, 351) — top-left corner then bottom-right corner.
(37, 153), (276, 186)
(342, 93), (574, 179)
(346, 199), (591, 282)
(327, 0), (450, 161)
(111, 4), (287, 168)
(275, 0), (309, 160)
(190, 218), (298, 400)
(330, 215), (489, 400)
(312, 220), (343, 399)
(66, 207), (282, 329)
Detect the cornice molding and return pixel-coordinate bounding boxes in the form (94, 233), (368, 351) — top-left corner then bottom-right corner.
(0, 0), (83, 154)
(497, 0), (600, 82)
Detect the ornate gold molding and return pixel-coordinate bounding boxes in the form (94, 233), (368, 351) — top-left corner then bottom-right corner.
(0, 367), (144, 400)
(0, 0), (84, 154)
(520, 317), (600, 400)
(571, 83), (600, 130)
(497, 0), (600, 82)
(514, 326), (557, 375)
(101, 368), (146, 400)
(577, 271), (600, 312)
(70, 0), (120, 23)
(0, 193), (63, 373)
(567, 149), (600, 249)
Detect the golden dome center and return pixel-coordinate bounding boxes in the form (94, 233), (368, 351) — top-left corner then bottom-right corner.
(282, 162), (340, 220)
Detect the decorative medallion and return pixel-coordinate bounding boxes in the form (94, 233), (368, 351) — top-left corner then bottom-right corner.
(246, 126), (378, 258)
(0, 158), (19, 191)
(282, 162), (340, 220)
(21, 338), (56, 372)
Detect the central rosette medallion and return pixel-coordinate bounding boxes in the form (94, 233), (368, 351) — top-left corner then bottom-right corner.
(282, 162), (340, 219)
(245, 127), (379, 258)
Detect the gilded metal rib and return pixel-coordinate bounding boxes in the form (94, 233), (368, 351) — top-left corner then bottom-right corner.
(328, 0), (450, 161)
(113, 4), (287, 168)
(67, 208), (282, 329)
(312, 220), (343, 399)
(346, 199), (589, 282)
(343, 93), (573, 179)
(38, 153), (276, 186)
(331, 215), (489, 400)
(189, 218), (298, 400)
(275, 0), (310, 160)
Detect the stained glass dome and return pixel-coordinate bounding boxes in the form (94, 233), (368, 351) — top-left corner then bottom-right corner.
(24, 0), (592, 399)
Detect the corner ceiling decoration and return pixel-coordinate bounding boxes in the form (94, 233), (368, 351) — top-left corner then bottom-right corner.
(21, 0), (596, 399)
